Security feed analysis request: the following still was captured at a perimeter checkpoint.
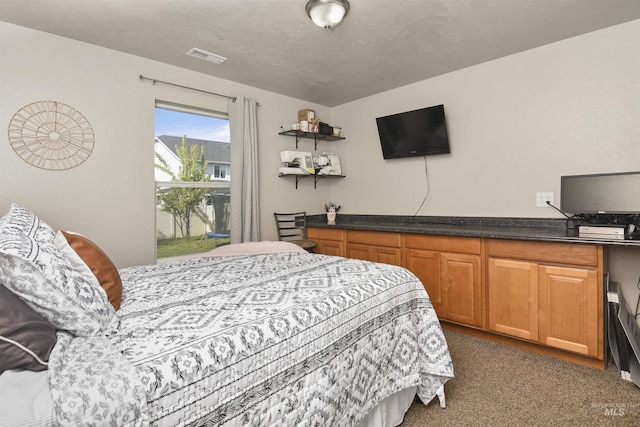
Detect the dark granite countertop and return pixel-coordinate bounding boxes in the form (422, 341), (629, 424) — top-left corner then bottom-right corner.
(306, 214), (640, 247)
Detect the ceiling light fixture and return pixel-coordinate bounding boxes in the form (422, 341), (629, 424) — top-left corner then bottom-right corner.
(186, 48), (227, 64)
(305, 0), (350, 29)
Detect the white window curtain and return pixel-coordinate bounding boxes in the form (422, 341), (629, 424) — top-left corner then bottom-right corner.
(228, 96), (260, 243)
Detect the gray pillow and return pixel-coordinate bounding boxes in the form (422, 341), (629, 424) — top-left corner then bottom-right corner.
(0, 283), (57, 373)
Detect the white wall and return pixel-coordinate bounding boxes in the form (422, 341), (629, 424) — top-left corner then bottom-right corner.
(0, 22), (332, 268)
(329, 20), (640, 218)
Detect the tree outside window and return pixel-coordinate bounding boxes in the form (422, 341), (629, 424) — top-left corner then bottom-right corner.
(155, 136), (209, 238)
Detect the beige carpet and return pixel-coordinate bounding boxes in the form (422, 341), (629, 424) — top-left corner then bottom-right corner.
(401, 329), (640, 426)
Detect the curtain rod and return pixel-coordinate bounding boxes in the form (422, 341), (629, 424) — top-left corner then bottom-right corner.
(139, 75), (260, 105)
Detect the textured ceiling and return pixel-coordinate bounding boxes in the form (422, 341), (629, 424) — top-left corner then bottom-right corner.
(1, 0), (639, 107)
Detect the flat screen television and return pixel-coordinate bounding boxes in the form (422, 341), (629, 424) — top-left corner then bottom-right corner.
(376, 104), (450, 159)
(560, 171), (640, 214)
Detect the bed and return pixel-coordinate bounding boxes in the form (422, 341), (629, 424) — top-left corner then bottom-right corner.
(0, 204), (454, 426)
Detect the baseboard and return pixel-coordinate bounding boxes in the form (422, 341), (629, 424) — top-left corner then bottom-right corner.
(441, 322), (606, 370)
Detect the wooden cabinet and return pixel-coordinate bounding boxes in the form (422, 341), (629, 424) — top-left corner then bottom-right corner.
(404, 234), (484, 328)
(487, 239), (603, 359)
(403, 249), (441, 314)
(538, 265), (600, 357)
(441, 252), (483, 327)
(305, 226), (605, 368)
(307, 227), (345, 256)
(488, 258), (538, 341)
(346, 230), (402, 265)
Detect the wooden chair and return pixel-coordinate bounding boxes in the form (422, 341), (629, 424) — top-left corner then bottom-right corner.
(273, 211), (317, 252)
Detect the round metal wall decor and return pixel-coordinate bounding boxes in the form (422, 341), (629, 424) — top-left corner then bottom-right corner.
(8, 100), (95, 170)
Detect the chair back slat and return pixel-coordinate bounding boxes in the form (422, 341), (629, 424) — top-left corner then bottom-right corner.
(273, 211), (309, 241)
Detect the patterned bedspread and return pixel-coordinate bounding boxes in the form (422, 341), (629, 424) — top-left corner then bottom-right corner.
(51, 252), (454, 426)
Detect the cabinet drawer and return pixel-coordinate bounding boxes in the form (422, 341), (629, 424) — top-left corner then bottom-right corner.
(308, 227), (345, 241)
(346, 230), (402, 247)
(487, 239), (599, 267)
(404, 234), (481, 255)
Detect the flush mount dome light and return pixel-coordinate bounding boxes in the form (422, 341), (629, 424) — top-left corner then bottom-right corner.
(305, 0), (350, 29)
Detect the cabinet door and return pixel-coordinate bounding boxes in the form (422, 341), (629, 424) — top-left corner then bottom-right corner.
(441, 253), (483, 328)
(538, 265), (601, 358)
(315, 240), (345, 256)
(488, 258), (539, 341)
(370, 246), (402, 266)
(403, 249), (441, 314)
(346, 244), (371, 261)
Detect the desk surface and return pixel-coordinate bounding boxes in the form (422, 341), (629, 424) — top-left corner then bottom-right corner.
(306, 214), (640, 247)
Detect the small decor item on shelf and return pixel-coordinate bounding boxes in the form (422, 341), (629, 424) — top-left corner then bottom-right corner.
(298, 108), (315, 123)
(308, 118), (320, 133)
(318, 122), (333, 136)
(325, 202), (341, 225)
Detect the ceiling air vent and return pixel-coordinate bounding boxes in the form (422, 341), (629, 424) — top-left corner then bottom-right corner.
(186, 48), (227, 64)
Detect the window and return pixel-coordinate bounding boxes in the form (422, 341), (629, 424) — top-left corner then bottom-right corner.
(154, 101), (231, 259)
(211, 163), (229, 180)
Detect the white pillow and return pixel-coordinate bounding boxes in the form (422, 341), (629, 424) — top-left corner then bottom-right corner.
(53, 231), (121, 334)
(53, 231), (102, 292)
(0, 252), (104, 335)
(0, 205), (117, 336)
(0, 203), (56, 242)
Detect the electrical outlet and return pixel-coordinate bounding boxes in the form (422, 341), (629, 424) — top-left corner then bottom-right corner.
(536, 192), (554, 207)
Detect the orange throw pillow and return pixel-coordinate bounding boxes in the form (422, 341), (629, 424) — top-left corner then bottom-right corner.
(61, 231), (122, 310)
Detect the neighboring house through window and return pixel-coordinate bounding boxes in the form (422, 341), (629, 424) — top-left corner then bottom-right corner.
(154, 134), (231, 183)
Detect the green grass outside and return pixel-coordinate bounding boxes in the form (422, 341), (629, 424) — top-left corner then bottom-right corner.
(157, 234), (230, 258)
